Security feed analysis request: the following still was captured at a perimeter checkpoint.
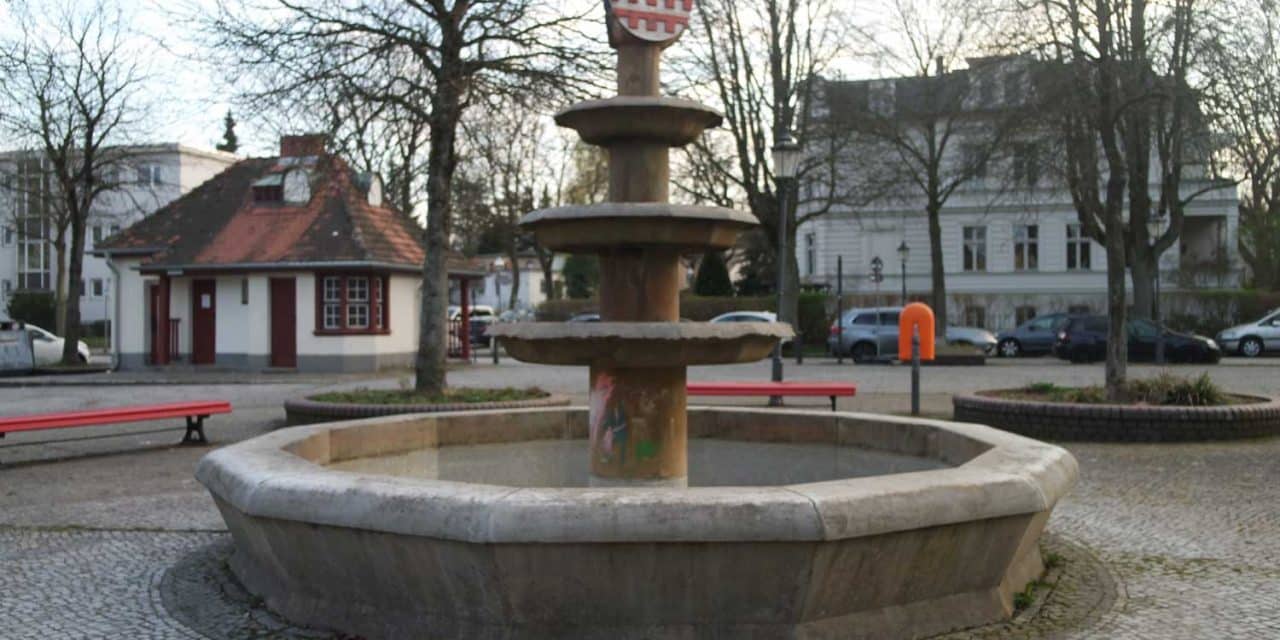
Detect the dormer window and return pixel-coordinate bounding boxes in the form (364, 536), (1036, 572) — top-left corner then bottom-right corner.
(251, 173), (284, 203)
(283, 168), (311, 204)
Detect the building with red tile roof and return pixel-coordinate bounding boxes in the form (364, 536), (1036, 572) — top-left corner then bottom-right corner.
(97, 134), (484, 371)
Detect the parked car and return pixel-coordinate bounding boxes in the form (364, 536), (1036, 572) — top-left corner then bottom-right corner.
(20, 323), (91, 365)
(1052, 316), (1221, 364)
(566, 312), (601, 322)
(1216, 308), (1280, 358)
(995, 313), (1075, 358)
(826, 306), (996, 363)
(448, 305), (497, 345)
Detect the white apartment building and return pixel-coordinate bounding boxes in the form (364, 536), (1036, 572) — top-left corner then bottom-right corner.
(0, 145), (237, 325)
(797, 60), (1240, 331)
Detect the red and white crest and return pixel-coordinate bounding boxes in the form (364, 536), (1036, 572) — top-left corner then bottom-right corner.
(609, 0), (694, 43)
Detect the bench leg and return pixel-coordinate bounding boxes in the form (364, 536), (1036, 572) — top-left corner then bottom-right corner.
(831, 396), (837, 412)
(183, 415), (208, 445)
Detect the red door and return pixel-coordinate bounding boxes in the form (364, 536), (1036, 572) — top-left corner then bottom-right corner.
(270, 278), (297, 368)
(191, 279), (216, 364)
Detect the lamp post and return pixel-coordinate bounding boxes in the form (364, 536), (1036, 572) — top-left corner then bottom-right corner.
(770, 132), (801, 404)
(1148, 217), (1165, 364)
(492, 256), (505, 363)
(897, 241), (910, 305)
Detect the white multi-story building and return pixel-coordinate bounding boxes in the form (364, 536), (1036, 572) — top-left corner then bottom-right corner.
(797, 61), (1241, 331)
(0, 145), (237, 325)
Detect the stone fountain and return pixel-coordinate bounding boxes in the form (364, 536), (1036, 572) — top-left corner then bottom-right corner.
(487, 0), (790, 487)
(195, 3), (1078, 639)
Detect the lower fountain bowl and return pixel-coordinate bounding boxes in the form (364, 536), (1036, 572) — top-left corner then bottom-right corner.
(197, 407), (1077, 640)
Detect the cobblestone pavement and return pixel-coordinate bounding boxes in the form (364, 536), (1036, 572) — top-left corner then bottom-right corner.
(3, 435), (1279, 638)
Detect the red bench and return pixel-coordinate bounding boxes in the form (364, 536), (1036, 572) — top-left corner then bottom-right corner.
(0, 400), (232, 445)
(687, 382), (856, 411)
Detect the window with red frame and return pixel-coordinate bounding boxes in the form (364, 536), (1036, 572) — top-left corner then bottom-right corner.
(316, 273), (389, 334)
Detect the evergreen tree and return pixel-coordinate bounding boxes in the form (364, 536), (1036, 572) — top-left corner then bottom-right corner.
(693, 251), (733, 296)
(562, 254), (599, 299)
(215, 110), (239, 153)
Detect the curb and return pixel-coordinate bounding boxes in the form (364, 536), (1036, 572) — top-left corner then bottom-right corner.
(953, 391), (1280, 442)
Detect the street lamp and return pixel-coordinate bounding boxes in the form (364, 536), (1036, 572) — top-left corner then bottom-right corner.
(896, 241), (910, 305)
(771, 132), (802, 401)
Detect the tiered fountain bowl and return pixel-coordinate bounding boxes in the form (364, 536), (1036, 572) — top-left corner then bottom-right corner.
(197, 3), (1077, 639)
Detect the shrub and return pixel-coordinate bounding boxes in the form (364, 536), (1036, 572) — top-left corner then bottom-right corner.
(1127, 373), (1226, 407)
(562, 254), (599, 299)
(5, 290), (56, 330)
(535, 298), (597, 321)
(692, 251), (733, 297)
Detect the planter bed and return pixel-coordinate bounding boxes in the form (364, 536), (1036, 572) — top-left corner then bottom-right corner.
(285, 392), (571, 425)
(953, 391), (1280, 442)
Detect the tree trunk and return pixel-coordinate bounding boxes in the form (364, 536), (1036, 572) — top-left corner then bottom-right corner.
(415, 81), (462, 394)
(1130, 253), (1156, 320)
(61, 216), (85, 364)
(926, 201), (947, 336)
(53, 235), (67, 336)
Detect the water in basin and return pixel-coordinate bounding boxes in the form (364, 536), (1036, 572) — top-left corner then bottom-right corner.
(326, 438), (949, 487)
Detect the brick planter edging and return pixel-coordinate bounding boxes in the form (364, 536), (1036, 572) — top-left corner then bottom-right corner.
(284, 394), (572, 425)
(953, 392), (1280, 442)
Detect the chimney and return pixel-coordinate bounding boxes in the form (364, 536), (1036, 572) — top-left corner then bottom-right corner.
(935, 56), (945, 76)
(280, 134), (328, 157)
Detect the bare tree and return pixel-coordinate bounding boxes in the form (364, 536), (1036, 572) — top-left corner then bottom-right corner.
(1023, 0), (1213, 397)
(201, 0), (607, 392)
(1205, 0), (1280, 290)
(679, 0), (850, 330)
(0, 1), (150, 364)
(833, 0), (1034, 334)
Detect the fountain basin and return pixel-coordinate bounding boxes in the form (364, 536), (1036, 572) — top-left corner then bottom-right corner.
(555, 96), (724, 146)
(197, 407), (1076, 640)
(488, 322), (792, 366)
(522, 202), (757, 252)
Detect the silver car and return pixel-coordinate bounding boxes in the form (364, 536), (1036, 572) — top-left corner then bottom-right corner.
(826, 306), (996, 363)
(1216, 308), (1280, 357)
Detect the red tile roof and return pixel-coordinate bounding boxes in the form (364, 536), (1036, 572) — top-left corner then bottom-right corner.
(99, 153), (477, 274)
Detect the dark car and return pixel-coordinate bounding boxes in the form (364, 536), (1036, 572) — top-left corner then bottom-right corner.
(995, 313), (1073, 357)
(1052, 316), (1221, 364)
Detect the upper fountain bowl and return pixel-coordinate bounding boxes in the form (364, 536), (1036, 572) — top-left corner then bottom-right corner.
(556, 96), (723, 147)
(522, 202), (757, 252)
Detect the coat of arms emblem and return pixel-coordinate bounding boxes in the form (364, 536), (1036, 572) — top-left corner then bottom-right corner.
(607, 0), (694, 43)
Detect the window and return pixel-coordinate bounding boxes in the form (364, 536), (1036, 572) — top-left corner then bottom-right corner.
(1015, 306), (1037, 325)
(92, 225), (104, 245)
(241, 278), (249, 305)
(91, 278), (104, 297)
(135, 164), (162, 186)
(1012, 143), (1039, 187)
(108, 224), (119, 237)
(962, 143), (988, 179)
(315, 273), (390, 334)
(1069, 304), (1092, 315)
(962, 226), (987, 272)
(851, 313), (877, 325)
(804, 233), (816, 276)
(965, 306), (987, 329)
(1066, 224), (1091, 270)
(1, 280), (10, 297)
(878, 311), (900, 325)
(79, 279), (86, 298)
(1014, 225), (1038, 271)
(1, 226), (12, 246)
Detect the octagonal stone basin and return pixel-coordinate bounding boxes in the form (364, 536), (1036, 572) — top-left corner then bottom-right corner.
(196, 407), (1077, 640)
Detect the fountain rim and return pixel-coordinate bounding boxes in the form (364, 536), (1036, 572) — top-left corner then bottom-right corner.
(196, 407), (1077, 545)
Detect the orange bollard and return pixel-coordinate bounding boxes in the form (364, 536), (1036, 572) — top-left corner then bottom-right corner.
(898, 303), (936, 361)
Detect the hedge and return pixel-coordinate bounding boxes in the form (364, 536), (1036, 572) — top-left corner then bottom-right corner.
(1164, 290), (1280, 337)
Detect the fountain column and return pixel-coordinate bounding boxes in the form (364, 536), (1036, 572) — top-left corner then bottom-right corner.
(489, 0), (792, 488)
